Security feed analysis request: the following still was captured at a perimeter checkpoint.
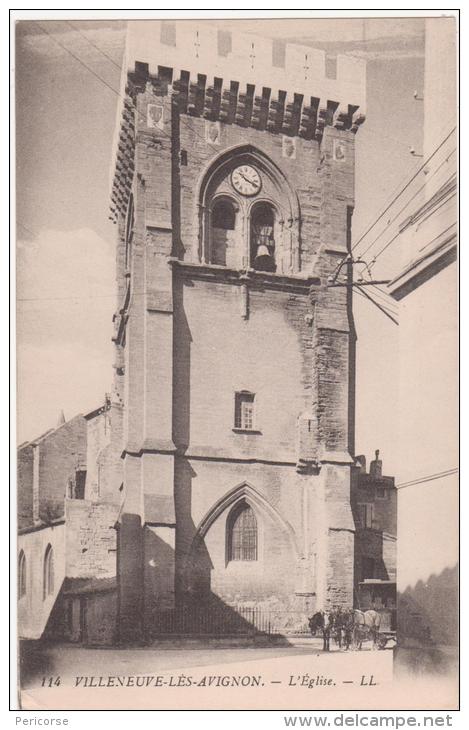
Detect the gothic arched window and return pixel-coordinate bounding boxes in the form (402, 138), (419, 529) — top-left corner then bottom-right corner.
(227, 502), (258, 562)
(250, 202), (276, 272)
(43, 544), (54, 600)
(18, 550), (26, 599)
(210, 198), (237, 266)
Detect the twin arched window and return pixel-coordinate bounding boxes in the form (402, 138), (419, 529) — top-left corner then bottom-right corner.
(209, 198), (277, 272)
(18, 545), (55, 601)
(227, 502), (258, 562)
(18, 550), (26, 599)
(43, 544), (54, 600)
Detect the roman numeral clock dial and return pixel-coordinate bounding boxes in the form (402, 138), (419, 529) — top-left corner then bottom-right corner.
(231, 165), (262, 196)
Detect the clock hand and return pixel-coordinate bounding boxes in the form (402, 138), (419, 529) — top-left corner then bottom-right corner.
(239, 172), (256, 186)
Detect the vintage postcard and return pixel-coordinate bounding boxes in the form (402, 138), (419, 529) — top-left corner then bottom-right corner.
(14, 12), (458, 712)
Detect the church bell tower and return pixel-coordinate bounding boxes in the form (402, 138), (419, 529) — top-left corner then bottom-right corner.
(109, 20), (366, 643)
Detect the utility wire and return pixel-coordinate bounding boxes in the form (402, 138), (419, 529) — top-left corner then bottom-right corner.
(354, 286), (399, 325)
(330, 149), (457, 290)
(36, 23), (172, 148)
(367, 285), (398, 314)
(64, 20), (122, 71)
(353, 287), (397, 322)
(396, 468), (458, 490)
(370, 286), (397, 310)
(351, 274), (397, 312)
(37, 22), (123, 102)
(372, 219), (457, 267)
(351, 126), (456, 253)
(357, 150), (457, 260)
(45, 21), (223, 159)
(353, 119), (456, 254)
(353, 287), (397, 319)
(367, 187), (457, 267)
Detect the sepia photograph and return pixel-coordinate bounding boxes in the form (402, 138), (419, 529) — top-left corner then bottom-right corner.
(13, 10), (458, 712)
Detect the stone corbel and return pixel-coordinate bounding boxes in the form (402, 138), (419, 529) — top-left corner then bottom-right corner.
(351, 110), (366, 134)
(315, 103), (329, 140)
(333, 104), (351, 130)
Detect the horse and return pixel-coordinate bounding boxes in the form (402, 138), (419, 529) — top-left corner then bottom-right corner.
(353, 609), (381, 650)
(308, 611), (333, 651)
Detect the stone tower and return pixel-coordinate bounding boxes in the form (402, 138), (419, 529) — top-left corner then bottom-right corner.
(109, 21), (366, 642)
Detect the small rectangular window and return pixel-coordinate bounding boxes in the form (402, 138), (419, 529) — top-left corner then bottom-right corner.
(358, 503), (374, 529)
(376, 486), (387, 499)
(74, 470), (87, 500)
(234, 392), (255, 431)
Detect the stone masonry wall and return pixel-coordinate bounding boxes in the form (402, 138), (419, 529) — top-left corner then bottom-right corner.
(65, 500), (119, 579)
(18, 444), (34, 529)
(114, 76), (358, 637)
(38, 416), (87, 521)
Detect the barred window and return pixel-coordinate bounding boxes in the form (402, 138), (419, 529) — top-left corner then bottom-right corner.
(228, 502), (258, 561)
(234, 391), (255, 430)
(18, 550), (26, 599)
(43, 544), (54, 600)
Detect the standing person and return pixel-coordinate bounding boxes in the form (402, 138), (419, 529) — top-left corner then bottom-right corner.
(343, 609), (355, 651)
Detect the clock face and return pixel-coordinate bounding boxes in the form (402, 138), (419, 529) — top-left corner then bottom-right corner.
(231, 165), (261, 196)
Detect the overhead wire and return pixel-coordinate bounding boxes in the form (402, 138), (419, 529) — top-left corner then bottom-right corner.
(351, 125), (456, 254)
(396, 468), (458, 490)
(37, 21), (222, 160)
(353, 286), (398, 325)
(372, 219), (457, 267)
(357, 149), (457, 260)
(367, 285), (398, 314)
(64, 20), (122, 71)
(36, 22), (125, 102)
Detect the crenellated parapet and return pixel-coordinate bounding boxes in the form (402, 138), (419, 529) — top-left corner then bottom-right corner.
(124, 21), (366, 111)
(110, 20), (366, 222)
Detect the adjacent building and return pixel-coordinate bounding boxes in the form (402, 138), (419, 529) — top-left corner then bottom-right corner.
(388, 17), (457, 645)
(17, 398), (122, 645)
(353, 451), (397, 632)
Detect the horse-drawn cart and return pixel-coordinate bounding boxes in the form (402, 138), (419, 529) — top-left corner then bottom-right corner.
(357, 579), (397, 649)
(374, 608), (397, 649)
